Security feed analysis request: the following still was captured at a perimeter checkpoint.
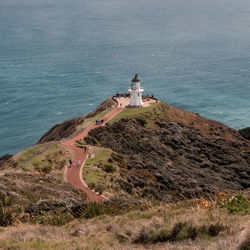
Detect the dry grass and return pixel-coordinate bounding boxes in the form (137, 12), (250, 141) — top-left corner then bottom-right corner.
(0, 199), (248, 250)
(12, 142), (73, 173)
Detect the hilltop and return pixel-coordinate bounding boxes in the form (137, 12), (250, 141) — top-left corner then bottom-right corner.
(0, 97), (249, 249)
(84, 102), (250, 201)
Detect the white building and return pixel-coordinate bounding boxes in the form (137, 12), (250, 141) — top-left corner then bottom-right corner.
(128, 74), (144, 107)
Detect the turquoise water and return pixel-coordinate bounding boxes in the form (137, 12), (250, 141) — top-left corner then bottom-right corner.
(0, 0), (250, 156)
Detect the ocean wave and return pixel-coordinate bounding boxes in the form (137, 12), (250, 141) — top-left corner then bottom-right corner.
(212, 110), (224, 115)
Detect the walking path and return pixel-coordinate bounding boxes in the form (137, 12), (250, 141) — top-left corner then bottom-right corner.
(62, 97), (156, 202)
(63, 107), (123, 202)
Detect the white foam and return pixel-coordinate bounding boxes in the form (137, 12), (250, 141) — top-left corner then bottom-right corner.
(212, 110), (224, 115)
(56, 112), (63, 115)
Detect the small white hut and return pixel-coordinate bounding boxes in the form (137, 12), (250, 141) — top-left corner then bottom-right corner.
(128, 74), (144, 107)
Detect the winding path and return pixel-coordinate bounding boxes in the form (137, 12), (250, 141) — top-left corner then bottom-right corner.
(63, 107), (123, 202)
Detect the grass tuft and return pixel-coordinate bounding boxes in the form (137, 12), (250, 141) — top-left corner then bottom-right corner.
(79, 202), (120, 219)
(31, 210), (74, 226)
(0, 205), (17, 227)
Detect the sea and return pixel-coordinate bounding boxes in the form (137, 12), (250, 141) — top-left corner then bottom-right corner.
(0, 0), (250, 156)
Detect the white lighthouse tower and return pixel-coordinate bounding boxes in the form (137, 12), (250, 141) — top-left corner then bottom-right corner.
(128, 74), (144, 107)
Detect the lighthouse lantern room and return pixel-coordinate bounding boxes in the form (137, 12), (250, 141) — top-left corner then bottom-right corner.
(128, 74), (144, 107)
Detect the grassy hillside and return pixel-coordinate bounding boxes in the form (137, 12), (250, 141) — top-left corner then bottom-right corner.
(82, 146), (132, 199)
(0, 196), (249, 249)
(38, 97), (117, 143)
(109, 102), (168, 126)
(0, 98), (249, 249)
(12, 142), (72, 173)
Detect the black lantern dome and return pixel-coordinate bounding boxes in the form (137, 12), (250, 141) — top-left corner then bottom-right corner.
(132, 74), (140, 82)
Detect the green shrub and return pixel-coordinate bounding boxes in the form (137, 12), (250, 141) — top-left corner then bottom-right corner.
(32, 161), (40, 169)
(85, 137), (98, 145)
(111, 153), (123, 163)
(124, 133), (131, 139)
(95, 184), (105, 194)
(219, 194), (249, 214)
(89, 182), (96, 189)
(115, 233), (129, 243)
(103, 164), (115, 173)
(33, 161), (52, 174)
(41, 165), (52, 174)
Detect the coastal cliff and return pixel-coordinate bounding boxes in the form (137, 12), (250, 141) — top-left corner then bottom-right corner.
(0, 98), (249, 249)
(38, 97), (117, 143)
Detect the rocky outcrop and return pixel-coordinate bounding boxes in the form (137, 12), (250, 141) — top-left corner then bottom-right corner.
(38, 98), (117, 143)
(86, 116), (250, 201)
(239, 127), (250, 140)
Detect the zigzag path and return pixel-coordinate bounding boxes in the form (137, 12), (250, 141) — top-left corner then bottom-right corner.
(62, 107), (123, 202)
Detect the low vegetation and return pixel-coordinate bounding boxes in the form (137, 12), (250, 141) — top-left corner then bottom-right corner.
(218, 193), (249, 215)
(30, 210), (74, 226)
(0, 205), (17, 227)
(85, 110), (250, 202)
(75, 107), (114, 132)
(0, 98), (249, 249)
(38, 97), (117, 143)
(109, 102), (168, 126)
(12, 142), (72, 173)
(0, 196), (248, 249)
(133, 221), (226, 244)
(79, 202), (122, 219)
(0, 192), (19, 227)
(82, 147), (128, 198)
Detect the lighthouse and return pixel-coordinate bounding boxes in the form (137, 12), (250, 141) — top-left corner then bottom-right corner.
(128, 74), (144, 107)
